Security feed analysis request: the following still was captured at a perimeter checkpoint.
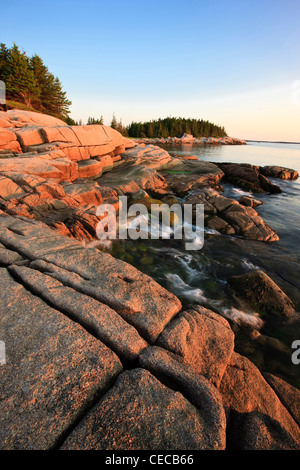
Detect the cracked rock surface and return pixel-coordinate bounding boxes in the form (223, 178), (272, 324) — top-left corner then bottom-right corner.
(0, 110), (300, 450)
(0, 214), (299, 450)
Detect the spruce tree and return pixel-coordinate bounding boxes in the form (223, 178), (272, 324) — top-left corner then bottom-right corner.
(6, 44), (39, 107)
(0, 43), (10, 83)
(111, 113), (118, 129)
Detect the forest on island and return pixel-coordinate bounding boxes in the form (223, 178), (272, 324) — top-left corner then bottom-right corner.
(126, 117), (227, 138)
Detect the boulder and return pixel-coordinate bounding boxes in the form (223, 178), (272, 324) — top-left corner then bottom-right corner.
(222, 203), (279, 241)
(218, 163), (282, 194)
(185, 188), (278, 241)
(157, 305), (235, 386)
(219, 352), (300, 447)
(162, 160), (224, 196)
(0, 128), (22, 152)
(263, 373), (300, 428)
(139, 346), (226, 449)
(228, 270), (296, 319)
(98, 161), (167, 195)
(260, 165), (299, 181)
(228, 411), (300, 450)
(121, 144), (172, 169)
(239, 195), (263, 207)
(61, 368), (224, 450)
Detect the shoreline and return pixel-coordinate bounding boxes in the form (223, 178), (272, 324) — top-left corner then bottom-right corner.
(133, 134), (247, 146)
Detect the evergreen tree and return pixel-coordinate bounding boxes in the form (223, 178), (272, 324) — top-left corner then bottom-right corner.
(111, 113), (118, 129)
(5, 44), (39, 107)
(0, 43), (72, 118)
(0, 43), (10, 83)
(87, 116), (104, 125)
(126, 116), (227, 138)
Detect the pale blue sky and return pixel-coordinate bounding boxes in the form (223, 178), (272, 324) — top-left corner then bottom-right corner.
(1, 0), (300, 140)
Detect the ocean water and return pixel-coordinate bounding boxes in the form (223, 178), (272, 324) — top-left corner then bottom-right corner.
(110, 142), (300, 387)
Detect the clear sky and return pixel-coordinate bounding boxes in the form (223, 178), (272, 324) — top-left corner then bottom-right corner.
(1, 0), (300, 140)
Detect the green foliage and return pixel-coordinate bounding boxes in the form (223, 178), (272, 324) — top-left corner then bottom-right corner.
(111, 114), (128, 136)
(126, 117), (227, 138)
(0, 43), (71, 118)
(87, 115), (104, 125)
(64, 116), (78, 125)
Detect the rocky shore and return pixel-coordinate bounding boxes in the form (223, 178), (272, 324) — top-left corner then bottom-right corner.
(0, 110), (299, 450)
(134, 133), (247, 146)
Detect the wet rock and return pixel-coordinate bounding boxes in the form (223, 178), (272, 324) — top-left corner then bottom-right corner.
(130, 189), (149, 202)
(239, 195), (263, 207)
(207, 216), (235, 235)
(61, 368), (223, 450)
(260, 165), (299, 181)
(0, 267), (122, 450)
(228, 270), (296, 319)
(157, 305), (235, 386)
(218, 163), (282, 194)
(185, 188), (278, 241)
(219, 352), (300, 445)
(259, 173), (282, 193)
(222, 203), (279, 241)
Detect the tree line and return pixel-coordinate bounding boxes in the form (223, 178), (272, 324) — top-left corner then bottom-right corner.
(126, 117), (227, 138)
(85, 115), (227, 138)
(0, 43), (71, 119)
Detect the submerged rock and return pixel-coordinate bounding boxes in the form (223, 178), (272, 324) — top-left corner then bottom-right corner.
(228, 270), (297, 320)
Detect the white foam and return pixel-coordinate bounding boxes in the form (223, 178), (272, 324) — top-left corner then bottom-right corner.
(165, 273), (208, 303)
(220, 307), (264, 329)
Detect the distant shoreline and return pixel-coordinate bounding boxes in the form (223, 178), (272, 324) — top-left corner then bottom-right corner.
(246, 139), (300, 145)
